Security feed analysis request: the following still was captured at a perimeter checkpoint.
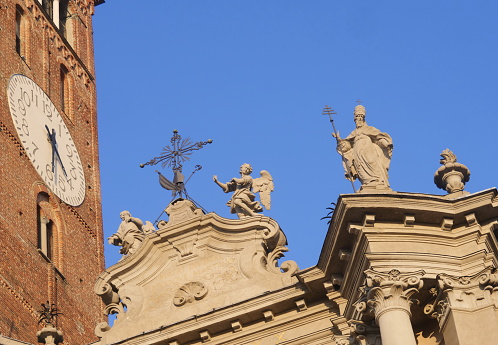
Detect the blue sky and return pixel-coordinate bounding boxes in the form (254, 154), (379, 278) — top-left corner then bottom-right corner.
(93, 1), (498, 269)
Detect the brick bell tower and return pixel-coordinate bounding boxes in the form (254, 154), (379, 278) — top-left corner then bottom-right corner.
(0, 0), (105, 344)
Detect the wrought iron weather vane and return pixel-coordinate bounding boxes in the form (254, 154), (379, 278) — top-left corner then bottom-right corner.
(140, 130), (213, 200)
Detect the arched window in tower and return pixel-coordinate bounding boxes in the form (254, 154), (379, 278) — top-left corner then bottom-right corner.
(37, 192), (53, 260)
(42, 0), (54, 20)
(60, 64), (70, 114)
(15, 6), (24, 58)
(59, 0), (74, 45)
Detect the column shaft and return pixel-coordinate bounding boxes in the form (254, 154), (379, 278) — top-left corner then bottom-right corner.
(377, 308), (417, 345)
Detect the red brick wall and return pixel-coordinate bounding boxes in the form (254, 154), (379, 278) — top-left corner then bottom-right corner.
(0, 1), (105, 344)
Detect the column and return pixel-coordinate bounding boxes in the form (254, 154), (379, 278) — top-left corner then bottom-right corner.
(356, 269), (425, 345)
(40, 216), (50, 256)
(424, 268), (498, 345)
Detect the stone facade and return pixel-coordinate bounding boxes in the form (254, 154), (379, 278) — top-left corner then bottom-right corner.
(0, 1), (104, 344)
(93, 189), (498, 345)
(2, 1), (498, 345)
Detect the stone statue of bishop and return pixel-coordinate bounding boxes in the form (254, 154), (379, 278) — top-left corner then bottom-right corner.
(333, 104), (393, 192)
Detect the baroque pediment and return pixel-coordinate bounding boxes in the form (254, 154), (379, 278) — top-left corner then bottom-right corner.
(94, 200), (298, 344)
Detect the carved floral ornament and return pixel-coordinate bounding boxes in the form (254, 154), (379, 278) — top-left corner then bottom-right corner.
(347, 321), (381, 345)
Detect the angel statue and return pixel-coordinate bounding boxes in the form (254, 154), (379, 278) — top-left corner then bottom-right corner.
(213, 163), (274, 218)
(108, 210), (156, 256)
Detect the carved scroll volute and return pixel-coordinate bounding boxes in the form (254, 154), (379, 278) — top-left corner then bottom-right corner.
(98, 283), (125, 321)
(94, 283), (125, 338)
(260, 219), (286, 251)
(97, 283), (120, 306)
(173, 282), (208, 307)
(258, 219), (298, 276)
(266, 246), (299, 276)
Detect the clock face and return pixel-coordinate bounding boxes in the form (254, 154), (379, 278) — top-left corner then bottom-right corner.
(8, 74), (86, 206)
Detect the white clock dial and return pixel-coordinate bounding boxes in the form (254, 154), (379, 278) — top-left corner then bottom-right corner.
(8, 74), (86, 206)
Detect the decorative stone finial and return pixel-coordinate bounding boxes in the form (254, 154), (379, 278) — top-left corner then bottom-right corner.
(434, 149), (470, 198)
(164, 198), (204, 226)
(213, 164), (274, 218)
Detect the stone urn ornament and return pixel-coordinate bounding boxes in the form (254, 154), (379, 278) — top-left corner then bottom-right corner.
(434, 149), (470, 197)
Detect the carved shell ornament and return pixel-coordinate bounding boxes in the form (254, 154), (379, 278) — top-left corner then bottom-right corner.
(173, 282), (208, 307)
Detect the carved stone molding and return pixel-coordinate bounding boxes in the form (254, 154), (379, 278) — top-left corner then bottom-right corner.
(199, 330), (211, 342)
(94, 212), (299, 343)
(263, 310), (274, 322)
(403, 214), (415, 227)
(231, 320), (243, 333)
(173, 282), (208, 307)
(363, 214), (375, 227)
(295, 299), (307, 311)
(424, 267), (498, 325)
(347, 321), (381, 345)
(335, 338), (350, 345)
(357, 269), (425, 322)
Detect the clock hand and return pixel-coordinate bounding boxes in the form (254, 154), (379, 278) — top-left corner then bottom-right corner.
(45, 125), (57, 174)
(53, 145), (68, 177)
(45, 126), (68, 178)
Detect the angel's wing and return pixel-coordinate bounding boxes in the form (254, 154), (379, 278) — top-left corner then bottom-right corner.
(142, 221), (156, 235)
(252, 170), (274, 210)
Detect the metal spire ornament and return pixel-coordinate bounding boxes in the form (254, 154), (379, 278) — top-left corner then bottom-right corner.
(38, 301), (62, 326)
(140, 130), (212, 213)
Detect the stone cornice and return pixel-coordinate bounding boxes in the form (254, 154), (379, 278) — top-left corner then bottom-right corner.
(95, 283), (320, 345)
(319, 189), (498, 276)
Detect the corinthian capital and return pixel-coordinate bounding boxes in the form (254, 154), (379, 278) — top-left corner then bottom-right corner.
(425, 267), (498, 322)
(358, 269), (425, 322)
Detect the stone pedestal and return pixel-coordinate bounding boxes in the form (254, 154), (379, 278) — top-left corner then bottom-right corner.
(36, 324), (63, 345)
